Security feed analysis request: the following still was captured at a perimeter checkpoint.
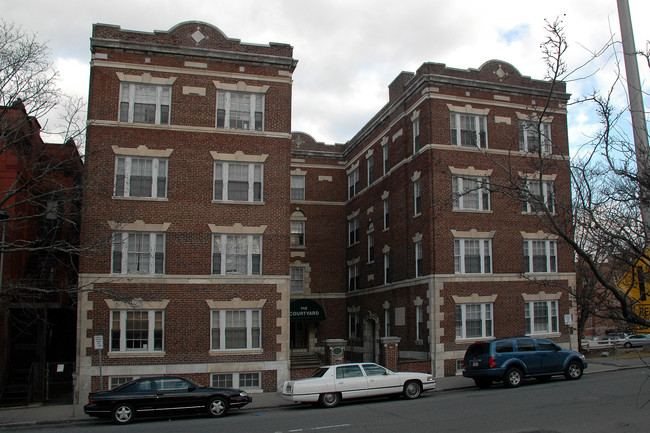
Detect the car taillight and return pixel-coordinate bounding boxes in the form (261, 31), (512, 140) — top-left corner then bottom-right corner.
(88, 396), (94, 403)
(488, 356), (496, 368)
(462, 359), (465, 368)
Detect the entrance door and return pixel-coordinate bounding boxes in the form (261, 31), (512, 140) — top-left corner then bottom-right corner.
(362, 319), (377, 362)
(290, 321), (309, 351)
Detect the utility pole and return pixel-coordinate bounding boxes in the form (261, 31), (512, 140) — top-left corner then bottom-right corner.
(617, 0), (650, 244)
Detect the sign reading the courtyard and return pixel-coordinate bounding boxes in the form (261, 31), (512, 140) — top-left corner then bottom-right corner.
(290, 299), (326, 321)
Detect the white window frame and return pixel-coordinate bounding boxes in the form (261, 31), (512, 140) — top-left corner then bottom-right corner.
(383, 252), (390, 284)
(348, 217), (360, 246)
(290, 267), (305, 293)
(348, 263), (360, 291)
(525, 300), (559, 335)
(214, 161), (263, 202)
(367, 155), (375, 185)
(523, 180), (555, 214)
(291, 175), (305, 201)
(452, 176), (490, 211)
(519, 121), (552, 155)
(119, 83), (171, 125)
(413, 118), (421, 154)
(450, 113), (488, 148)
(212, 234), (262, 275)
(290, 221), (305, 247)
(216, 90), (264, 131)
(348, 168), (360, 199)
(382, 143), (389, 175)
(110, 310), (164, 353)
(210, 309), (261, 350)
(415, 305), (425, 341)
(414, 179), (422, 215)
(349, 312), (360, 338)
(367, 232), (375, 263)
(384, 308), (391, 337)
(455, 303), (493, 340)
(523, 239), (557, 273)
(454, 238), (492, 274)
(112, 232), (165, 275)
(114, 156), (168, 199)
(383, 199), (389, 230)
(211, 372), (261, 390)
(110, 376), (136, 389)
(415, 241), (423, 277)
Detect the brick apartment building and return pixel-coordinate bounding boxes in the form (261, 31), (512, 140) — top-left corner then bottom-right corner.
(76, 20), (575, 405)
(290, 61), (574, 378)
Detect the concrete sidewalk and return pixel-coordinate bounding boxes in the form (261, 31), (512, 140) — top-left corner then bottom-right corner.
(0, 355), (647, 429)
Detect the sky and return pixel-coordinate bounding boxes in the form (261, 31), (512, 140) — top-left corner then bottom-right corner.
(4, 0), (650, 150)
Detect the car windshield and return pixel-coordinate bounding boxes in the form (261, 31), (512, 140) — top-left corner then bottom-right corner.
(310, 368), (329, 378)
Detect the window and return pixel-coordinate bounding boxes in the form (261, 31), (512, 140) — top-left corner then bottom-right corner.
(413, 118), (420, 153)
(523, 239), (557, 273)
(525, 300), (559, 335)
(291, 267), (305, 293)
(212, 234), (262, 275)
(455, 303), (493, 339)
(291, 175), (305, 200)
(214, 162), (263, 202)
(452, 176), (490, 211)
(382, 143), (389, 175)
(216, 91), (264, 131)
(110, 310), (164, 352)
(114, 157), (168, 198)
(454, 239), (492, 274)
(416, 305), (425, 341)
(519, 121), (552, 154)
(383, 199), (389, 229)
(367, 156), (375, 185)
(348, 217), (359, 245)
(112, 232), (165, 275)
(450, 113), (487, 148)
(211, 309), (261, 350)
(384, 308), (391, 337)
(383, 252), (391, 284)
(348, 263), (360, 291)
(348, 168), (360, 199)
(367, 232), (374, 263)
(212, 372), (261, 390)
(414, 180), (422, 215)
(415, 241), (423, 277)
(523, 180), (555, 214)
(110, 376), (135, 389)
(119, 83), (170, 125)
(337, 365), (363, 378)
(349, 312), (360, 338)
(290, 221), (305, 247)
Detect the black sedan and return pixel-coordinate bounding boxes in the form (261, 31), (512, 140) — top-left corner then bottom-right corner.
(84, 376), (252, 424)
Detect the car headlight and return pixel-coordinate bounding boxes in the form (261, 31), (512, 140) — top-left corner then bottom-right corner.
(239, 391), (248, 397)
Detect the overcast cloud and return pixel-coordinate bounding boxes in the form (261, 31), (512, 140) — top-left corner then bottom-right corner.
(5, 0), (650, 148)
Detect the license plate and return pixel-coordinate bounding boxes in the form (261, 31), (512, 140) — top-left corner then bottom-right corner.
(472, 361), (480, 367)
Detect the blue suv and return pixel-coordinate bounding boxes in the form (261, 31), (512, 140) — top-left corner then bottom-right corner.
(462, 337), (588, 388)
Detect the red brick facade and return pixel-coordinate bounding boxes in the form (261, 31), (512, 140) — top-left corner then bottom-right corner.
(76, 21), (297, 406)
(76, 21), (575, 408)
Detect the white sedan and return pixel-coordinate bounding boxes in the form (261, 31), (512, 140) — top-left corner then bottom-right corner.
(281, 362), (436, 408)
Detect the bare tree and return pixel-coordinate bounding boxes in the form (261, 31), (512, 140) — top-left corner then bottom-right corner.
(483, 18), (650, 336)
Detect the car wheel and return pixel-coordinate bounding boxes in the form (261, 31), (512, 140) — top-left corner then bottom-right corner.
(624, 342), (632, 348)
(112, 403), (134, 424)
(504, 367), (523, 388)
(207, 396), (229, 417)
(474, 378), (493, 389)
(319, 392), (340, 408)
(564, 361), (584, 380)
(402, 381), (422, 399)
